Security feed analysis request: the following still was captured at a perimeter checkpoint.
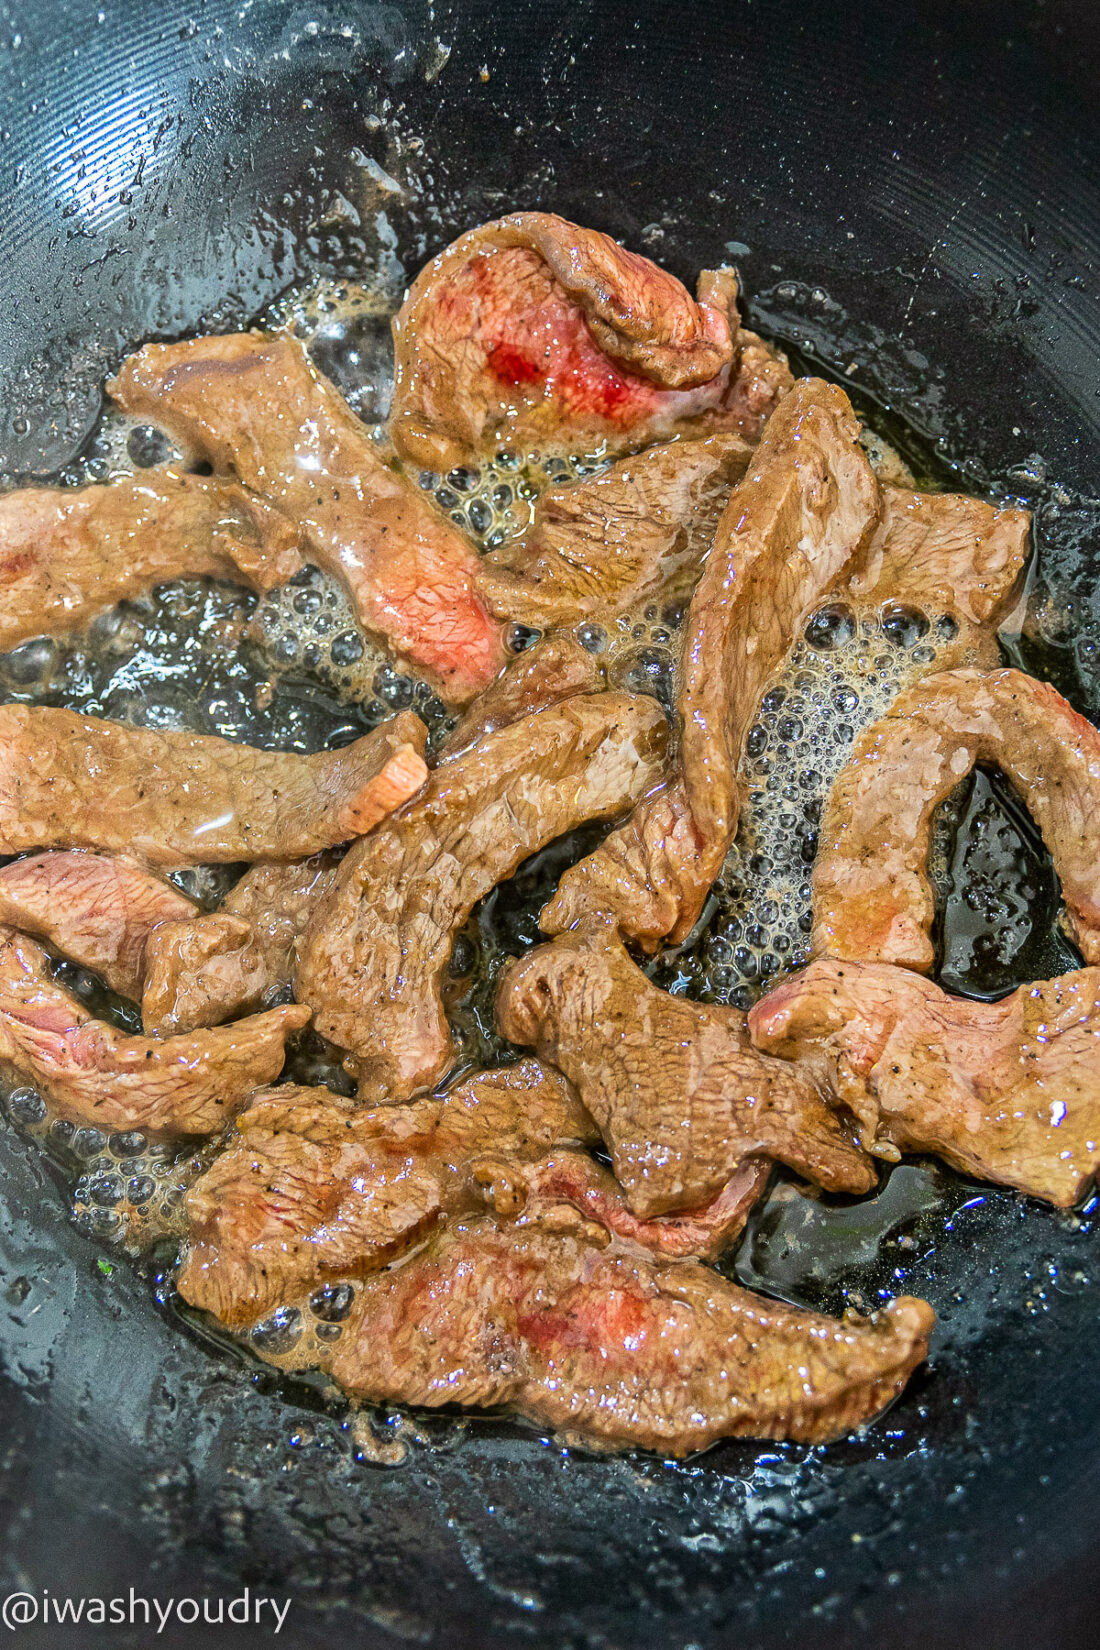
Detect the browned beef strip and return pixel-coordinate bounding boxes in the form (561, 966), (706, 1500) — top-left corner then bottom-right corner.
(0, 468), (303, 651)
(296, 693), (669, 1100)
(0, 851), (197, 1000)
(320, 1216), (933, 1454)
(496, 914), (875, 1217)
(0, 926), (307, 1135)
(479, 433), (752, 628)
(542, 379), (880, 947)
(108, 333), (506, 702)
(389, 213), (790, 470)
(437, 634), (602, 759)
(178, 1059), (598, 1325)
(813, 668), (1100, 969)
(844, 487), (1030, 629)
(141, 854), (339, 1035)
(0, 705), (427, 867)
(750, 958), (1100, 1207)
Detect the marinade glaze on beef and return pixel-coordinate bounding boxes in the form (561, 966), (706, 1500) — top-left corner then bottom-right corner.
(543, 378), (880, 946)
(0, 705), (427, 866)
(0, 851), (198, 1002)
(296, 693), (668, 1100)
(497, 914), (874, 1217)
(109, 333), (506, 702)
(0, 927), (307, 1135)
(141, 854), (339, 1036)
(180, 1064), (771, 1330)
(178, 1060), (597, 1325)
(750, 959), (1100, 1207)
(479, 432), (753, 628)
(0, 468), (304, 650)
(320, 1216), (933, 1455)
(813, 668), (1100, 969)
(389, 212), (791, 471)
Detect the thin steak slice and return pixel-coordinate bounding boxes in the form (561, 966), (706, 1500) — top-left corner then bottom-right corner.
(109, 332), (506, 702)
(844, 488), (1030, 632)
(750, 958), (1100, 1207)
(0, 927), (308, 1135)
(496, 914), (874, 1217)
(813, 667), (1100, 969)
(296, 692), (668, 1099)
(0, 851), (198, 1001)
(322, 1216), (933, 1454)
(479, 432), (752, 628)
(141, 854), (339, 1035)
(0, 468), (303, 651)
(0, 705), (427, 866)
(178, 1059), (598, 1325)
(543, 378), (880, 946)
(389, 214), (790, 470)
(438, 634), (601, 759)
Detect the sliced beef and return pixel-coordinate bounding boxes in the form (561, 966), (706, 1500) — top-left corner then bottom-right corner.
(296, 692), (668, 1099)
(511, 1151), (770, 1262)
(543, 379), (880, 945)
(0, 705), (427, 867)
(108, 333), (506, 702)
(496, 914), (874, 1217)
(179, 1059), (597, 1325)
(0, 468), (303, 651)
(750, 958), (1100, 1207)
(813, 668), (1100, 969)
(0, 851), (197, 1000)
(845, 488), (1030, 631)
(141, 854), (339, 1035)
(389, 213), (791, 470)
(322, 1216), (933, 1453)
(479, 432), (752, 628)
(0, 927), (307, 1135)
(438, 634), (601, 759)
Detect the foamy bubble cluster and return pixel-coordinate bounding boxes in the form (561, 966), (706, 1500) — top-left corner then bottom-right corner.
(248, 565), (453, 741)
(649, 603), (967, 1005)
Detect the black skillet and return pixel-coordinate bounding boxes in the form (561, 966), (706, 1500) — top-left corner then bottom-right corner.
(1, 1), (1099, 1646)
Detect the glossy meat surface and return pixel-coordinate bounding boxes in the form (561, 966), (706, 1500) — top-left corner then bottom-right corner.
(296, 693), (668, 1099)
(109, 333), (506, 701)
(324, 1216), (933, 1454)
(389, 214), (790, 469)
(750, 958), (1100, 1207)
(813, 668), (1100, 969)
(497, 915), (875, 1216)
(0, 851), (197, 1001)
(0, 927), (307, 1135)
(0, 705), (427, 866)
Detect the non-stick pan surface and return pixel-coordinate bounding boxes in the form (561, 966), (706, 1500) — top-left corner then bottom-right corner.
(1, 2), (1099, 1646)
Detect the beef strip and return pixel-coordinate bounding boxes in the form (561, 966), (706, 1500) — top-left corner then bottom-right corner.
(321, 1215), (933, 1454)
(0, 705), (427, 867)
(750, 958), (1100, 1207)
(0, 468), (303, 650)
(496, 914), (875, 1217)
(178, 1059), (599, 1325)
(543, 378), (880, 946)
(844, 488), (1030, 632)
(479, 432), (752, 629)
(508, 1151), (771, 1262)
(0, 851), (197, 1001)
(0, 926), (307, 1135)
(389, 213), (791, 470)
(813, 667), (1100, 969)
(296, 692), (669, 1099)
(438, 634), (602, 758)
(141, 854), (338, 1035)
(108, 333), (506, 702)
